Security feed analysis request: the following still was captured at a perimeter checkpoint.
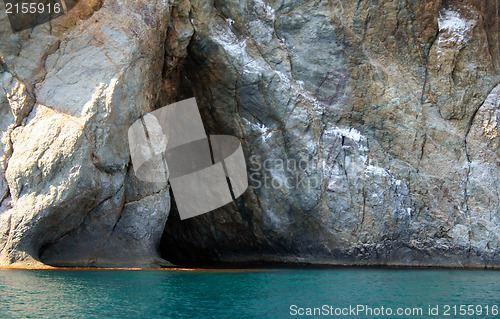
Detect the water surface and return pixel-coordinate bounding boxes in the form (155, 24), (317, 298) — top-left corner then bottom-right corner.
(0, 268), (498, 318)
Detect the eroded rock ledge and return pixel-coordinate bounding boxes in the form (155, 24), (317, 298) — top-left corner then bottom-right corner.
(1, 0), (500, 268)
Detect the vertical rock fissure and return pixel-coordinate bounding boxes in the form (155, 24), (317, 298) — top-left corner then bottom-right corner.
(462, 81), (500, 257)
(0, 189), (9, 207)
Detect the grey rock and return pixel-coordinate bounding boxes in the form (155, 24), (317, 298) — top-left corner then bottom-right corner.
(0, 0), (172, 267)
(162, 0), (500, 268)
(1, 0), (499, 269)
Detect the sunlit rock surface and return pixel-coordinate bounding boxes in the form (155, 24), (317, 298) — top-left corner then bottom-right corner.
(1, 0), (499, 268)
(0, 0), (171, 267)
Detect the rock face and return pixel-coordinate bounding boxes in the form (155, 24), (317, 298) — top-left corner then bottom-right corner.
(1, 0), (500, 268)
(0, 0), (171, 267)
(161, 0), (500, 268)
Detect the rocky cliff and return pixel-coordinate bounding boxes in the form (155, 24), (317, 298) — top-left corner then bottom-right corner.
(1, 0), (499, 268)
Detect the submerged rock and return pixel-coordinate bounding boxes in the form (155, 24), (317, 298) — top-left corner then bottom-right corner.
(0, 0), (499, 268)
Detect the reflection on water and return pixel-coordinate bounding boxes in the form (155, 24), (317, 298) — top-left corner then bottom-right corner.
(0, 268), (498, 318)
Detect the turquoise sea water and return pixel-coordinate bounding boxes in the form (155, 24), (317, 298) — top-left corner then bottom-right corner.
(0, 268), (498, 318)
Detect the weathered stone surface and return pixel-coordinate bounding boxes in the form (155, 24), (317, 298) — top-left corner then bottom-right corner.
(0, 72), (13, 200)
(162, 0), (500, 268)
(1, 0), (499, 268)
(0, 0), (172, 267)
